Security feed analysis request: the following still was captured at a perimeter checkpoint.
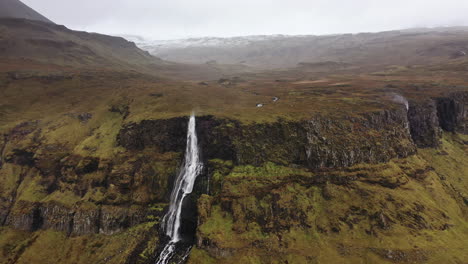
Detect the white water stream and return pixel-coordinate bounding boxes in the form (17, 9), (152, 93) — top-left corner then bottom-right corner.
(156, 113), (203, 264)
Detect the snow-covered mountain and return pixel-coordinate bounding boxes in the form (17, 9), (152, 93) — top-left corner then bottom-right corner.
(120, 27), (468, 69)
(120, 34), (292, 53)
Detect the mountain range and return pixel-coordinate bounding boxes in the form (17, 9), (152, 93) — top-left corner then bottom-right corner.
(127, 28), (468, 69)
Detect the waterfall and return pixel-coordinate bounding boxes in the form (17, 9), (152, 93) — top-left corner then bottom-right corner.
(156, 113), (203, 264)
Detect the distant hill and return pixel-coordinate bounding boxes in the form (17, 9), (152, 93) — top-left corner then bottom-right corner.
(131, 28), (468, 69)
(0, 18), (249, 80)
(0, 0), (54, 24)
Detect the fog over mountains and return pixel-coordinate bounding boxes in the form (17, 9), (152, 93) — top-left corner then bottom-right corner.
(123, 27), (468, 69)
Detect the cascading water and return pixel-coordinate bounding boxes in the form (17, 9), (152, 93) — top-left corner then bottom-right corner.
(156, 113), (203, 264)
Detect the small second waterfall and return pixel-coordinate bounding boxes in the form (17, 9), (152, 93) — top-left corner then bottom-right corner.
(156, 113), (203, 264)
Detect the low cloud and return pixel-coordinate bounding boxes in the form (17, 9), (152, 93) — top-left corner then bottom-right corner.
(23, 0), (468, 39)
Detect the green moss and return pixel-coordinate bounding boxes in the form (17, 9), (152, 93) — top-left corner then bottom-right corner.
(0, 164), (23, 197)
(16, 176), (47, 202)
(41, 190), (81, 206)
(0, 222), (158, 264)
(198, 205), (238, 248)
(228, 162), (312, 178)
(187, 247), (217, 264)
(74, 111), (125, 158)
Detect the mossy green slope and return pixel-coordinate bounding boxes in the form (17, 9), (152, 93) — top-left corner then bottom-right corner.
(189, 133), (468, 264)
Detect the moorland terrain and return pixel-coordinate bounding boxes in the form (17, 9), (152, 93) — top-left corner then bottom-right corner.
(0, 1), (467, 263)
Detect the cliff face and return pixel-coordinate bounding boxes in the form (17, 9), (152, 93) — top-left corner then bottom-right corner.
(436, 92), (468, 134)
(118, 108), (415, 169)
(407, 99), (441, 147)
(0, 91), (467, 264)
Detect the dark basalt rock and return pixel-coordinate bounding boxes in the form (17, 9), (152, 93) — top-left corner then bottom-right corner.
(4, 200), (150, 236)
(4, 149), (35, 166)
(436, 91), (468, 134)
(118, 108), (415, 170)
(39, 202), (74, 234)
(109, 104), (130, 119)
(70, 206), (101, 235)
(117, 117), (188, 152)
(407, 99), (441, 148)
(4, 201), (41, 232)
(305, 108), (415, 168)
(75, 156), (99, 174)
(195, 116), (237, 162)
(77, 113), (93, 123)
(99, 205), (148, 235)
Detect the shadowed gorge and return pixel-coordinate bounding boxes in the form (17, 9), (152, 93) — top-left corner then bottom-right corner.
(0, 1), (467, 264)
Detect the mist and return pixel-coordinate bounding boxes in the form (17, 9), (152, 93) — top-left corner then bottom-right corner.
(22, 0), (468, 39)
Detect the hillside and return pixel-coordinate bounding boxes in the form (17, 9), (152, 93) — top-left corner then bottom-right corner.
(0, 0), (54, 24)
(0, 54), (467, 263)
(0, 3), (467, 264)
(0, 18), (163, 68)
(132, 28), (468, 69)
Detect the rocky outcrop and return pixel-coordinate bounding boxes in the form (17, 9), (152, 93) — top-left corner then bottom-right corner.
(407, 100), (441, 147)
(403, 91), (468, 147)
(40, 202), (74, 234)
(4, 200), (151, 236)
(4, 201), (42, 232)
(436, 91), (468, 134)
(71, 206), (101, 235)
(100, 205), (148, 235)
(305, 109), (414, 168)
(117, 118), (188, 152)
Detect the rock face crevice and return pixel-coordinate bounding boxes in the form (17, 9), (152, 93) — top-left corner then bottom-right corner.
(436, 92), (468, 134)
(405, 91), (468, 148)
(407, 99), (441, 148)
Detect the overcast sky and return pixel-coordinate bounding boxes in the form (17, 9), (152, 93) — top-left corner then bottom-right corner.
(22, 0), (468, 40)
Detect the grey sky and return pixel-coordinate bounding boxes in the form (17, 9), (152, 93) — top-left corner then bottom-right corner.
(22, 0), (468, 39)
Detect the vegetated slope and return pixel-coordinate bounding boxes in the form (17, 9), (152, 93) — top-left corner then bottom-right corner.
(135, 28), (468, 69)
(0, 52), (467, 263)
(0, 0), (54, 24)
(0, 18), (163, 68)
